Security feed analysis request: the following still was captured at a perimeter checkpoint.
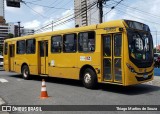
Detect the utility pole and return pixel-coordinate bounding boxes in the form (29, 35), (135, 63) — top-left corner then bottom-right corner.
(18, 21), (21, 37)
(52, 21), (53, 31)
(17, 21), (24, 37)
(97, 0), (108, 23)
(98, 0), (103, 23)
(156, 31), (157, 53)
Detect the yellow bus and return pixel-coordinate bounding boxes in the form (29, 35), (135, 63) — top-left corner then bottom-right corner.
(3, 19), (154, 89)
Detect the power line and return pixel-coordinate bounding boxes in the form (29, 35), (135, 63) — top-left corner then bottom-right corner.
(30, 0), (43, 2)
(117, 7), (160, 24)
(49, 3), (98, 30)
(35, 1), (97, 32)
(25, 2), (73, 10)
(47, 0), (73, 17)
(113, 7), (160, 26)
(112, 0), (160, 20)
(22, 2), (48, 19)
(21, 0), (64, 22)
(35, 13), (74, 32)
(103, 0), (160, 26)
(41, 1), (97, 28)
(103, 0), (123, 16)
(45, 0), (70, 14)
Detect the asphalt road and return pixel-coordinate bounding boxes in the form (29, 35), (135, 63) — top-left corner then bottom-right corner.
(0, 71), (160, 114)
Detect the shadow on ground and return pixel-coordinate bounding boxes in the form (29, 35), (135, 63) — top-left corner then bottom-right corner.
(9, 74), (160, 95)
(99, 83), (160, 95)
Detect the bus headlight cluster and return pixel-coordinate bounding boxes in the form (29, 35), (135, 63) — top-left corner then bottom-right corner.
(126, 63), (135, 73)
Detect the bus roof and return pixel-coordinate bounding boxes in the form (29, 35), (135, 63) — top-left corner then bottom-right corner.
(5, 19), (126, 42)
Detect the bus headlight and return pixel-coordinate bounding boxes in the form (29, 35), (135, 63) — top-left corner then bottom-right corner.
(126, 63), (135, 73)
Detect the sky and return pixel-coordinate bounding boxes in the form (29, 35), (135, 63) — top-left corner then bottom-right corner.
(4, 0), (160, 46)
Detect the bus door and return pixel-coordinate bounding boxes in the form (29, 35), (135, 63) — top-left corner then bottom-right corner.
(103, 33), (122, 83)
(9, 44), (15, 71)
(38, 41), (48, 75)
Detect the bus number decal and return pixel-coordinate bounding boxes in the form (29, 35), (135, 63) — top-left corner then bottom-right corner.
(50, 60), (55, 66)
(80, 56), (92, 61)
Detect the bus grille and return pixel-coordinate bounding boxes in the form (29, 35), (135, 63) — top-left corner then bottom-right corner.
(135, 75), (152, 81)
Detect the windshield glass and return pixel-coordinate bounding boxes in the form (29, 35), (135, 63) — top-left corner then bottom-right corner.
(128, 29), (153, 62)
(125, 20), (150, 32)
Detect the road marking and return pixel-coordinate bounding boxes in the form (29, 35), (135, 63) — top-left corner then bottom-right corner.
(0, 98), (6, 105)
(0, 78), (8, 83)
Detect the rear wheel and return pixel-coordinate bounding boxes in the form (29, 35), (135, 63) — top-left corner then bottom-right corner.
(22, 65), (30, 80)
(82, 68), (97, 89)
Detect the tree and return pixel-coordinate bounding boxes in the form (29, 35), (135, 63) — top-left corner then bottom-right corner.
(7, 33), (14, 38)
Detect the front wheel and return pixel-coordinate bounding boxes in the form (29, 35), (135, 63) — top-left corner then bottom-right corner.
(82, 68), (97, 89)
(22, 65), (30, 80)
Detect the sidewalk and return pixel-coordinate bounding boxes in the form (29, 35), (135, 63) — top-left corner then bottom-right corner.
(145, 76), (160, 86)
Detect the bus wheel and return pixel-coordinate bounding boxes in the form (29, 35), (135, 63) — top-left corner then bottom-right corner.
(82, 68), (97, 89)
(22, 65), (30, 80)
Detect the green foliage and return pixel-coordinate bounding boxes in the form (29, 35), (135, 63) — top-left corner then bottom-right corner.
(7, 33), (14, 38)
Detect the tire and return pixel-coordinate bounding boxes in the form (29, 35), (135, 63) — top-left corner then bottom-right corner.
(82, 68), (97, 89)
(22, 65), (30, 80)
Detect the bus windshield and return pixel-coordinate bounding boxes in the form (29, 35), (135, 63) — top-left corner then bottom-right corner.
(125, 20), (150, 32)
(127, 29), (153, 67)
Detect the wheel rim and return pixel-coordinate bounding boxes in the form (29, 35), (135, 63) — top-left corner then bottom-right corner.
(23, 69), (28, 78)
(84, 73), (91, 84)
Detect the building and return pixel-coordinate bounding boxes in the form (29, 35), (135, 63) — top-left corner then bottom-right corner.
(0, 0), (34, 51)
(0, 22), (15, 53)
(156, 45), (160, 51)
(74, 0), (99, 27)
(0, 16), (5, 25)
(0, 22), (15, 43)
(21, 28), (34, 36)
(0, 0), (4, 17)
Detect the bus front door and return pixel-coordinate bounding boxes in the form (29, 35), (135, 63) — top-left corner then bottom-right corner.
(39, 41), (48, 75)
(103, 33), (123, 83)
(9, 44), (15, 71)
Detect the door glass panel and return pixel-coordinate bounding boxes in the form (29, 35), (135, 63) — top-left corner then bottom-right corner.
(114, 34), (122, 57)
(46, 41), (48, 57)
(104, 59), (112, 80)
(10, 45), (15, 57)
(40, 41), (44, 57)
(114, 58), (122, 81)
(103, 35), (111, 57)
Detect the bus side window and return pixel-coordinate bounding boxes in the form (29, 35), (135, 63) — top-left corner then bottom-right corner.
(78, 31), (95, 52)
(26, 39), (36, 54)
(51, 36), (62, 53)
(63, 34), (77, 52)
(16, 40), (26, 54)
